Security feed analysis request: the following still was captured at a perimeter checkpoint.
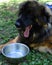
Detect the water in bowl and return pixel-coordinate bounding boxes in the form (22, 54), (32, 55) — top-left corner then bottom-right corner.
(7, 52), (24, 58)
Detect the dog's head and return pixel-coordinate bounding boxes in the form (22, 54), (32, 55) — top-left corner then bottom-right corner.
(15, 1), (50, 40)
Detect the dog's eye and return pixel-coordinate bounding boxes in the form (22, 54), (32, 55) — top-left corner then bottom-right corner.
(36, 17), (47, 26)
(36, 18), (40, 25)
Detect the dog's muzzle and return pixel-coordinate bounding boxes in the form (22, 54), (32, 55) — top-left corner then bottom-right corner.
(15, 15), (32, 29)
(15, 16), (33, 38)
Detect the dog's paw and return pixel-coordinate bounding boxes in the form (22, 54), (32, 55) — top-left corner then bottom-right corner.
(38, 46), (48, 53)
(47, 48), (52, 54)
(38, 46), (52, 54)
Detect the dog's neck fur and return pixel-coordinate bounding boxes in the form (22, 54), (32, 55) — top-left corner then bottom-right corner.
(19, 25), (51, 46)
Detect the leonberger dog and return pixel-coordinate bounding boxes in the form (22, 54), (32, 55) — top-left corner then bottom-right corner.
(0, 1), (52, 54)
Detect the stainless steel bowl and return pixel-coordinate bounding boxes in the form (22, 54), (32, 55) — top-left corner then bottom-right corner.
(1, 43), (30, 63)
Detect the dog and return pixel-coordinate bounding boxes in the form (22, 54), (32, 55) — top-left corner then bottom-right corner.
(0, 1), (52, 54)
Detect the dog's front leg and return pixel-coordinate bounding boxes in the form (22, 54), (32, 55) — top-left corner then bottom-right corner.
(0, 35), (20, 52)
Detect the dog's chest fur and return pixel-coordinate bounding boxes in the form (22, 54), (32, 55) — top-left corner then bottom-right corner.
(20, 30), (49, 45)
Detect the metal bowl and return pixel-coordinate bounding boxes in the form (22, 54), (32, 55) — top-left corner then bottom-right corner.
(1, 43), (30, 63)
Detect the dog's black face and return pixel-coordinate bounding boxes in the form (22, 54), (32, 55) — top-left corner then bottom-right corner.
(15, 1), (50, 43)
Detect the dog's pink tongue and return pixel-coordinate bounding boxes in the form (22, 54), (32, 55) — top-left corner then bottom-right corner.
(24, 26), (30, 38)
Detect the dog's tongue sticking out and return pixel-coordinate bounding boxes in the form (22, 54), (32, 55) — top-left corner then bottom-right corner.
(24, 26), (32, 38)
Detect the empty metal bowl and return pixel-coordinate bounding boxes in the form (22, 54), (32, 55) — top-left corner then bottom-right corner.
(1, 43), (30, 63)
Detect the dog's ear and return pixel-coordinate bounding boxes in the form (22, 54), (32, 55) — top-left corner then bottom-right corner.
(40, 5), (52, 23)
(45, 6), (52, 24)
(45, 6), (52, 16)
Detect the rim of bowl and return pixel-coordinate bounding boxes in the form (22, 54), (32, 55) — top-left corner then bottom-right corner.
(1, 43), (30, 59)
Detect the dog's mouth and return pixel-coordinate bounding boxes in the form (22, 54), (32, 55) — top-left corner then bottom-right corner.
(24, 25), (32, 38)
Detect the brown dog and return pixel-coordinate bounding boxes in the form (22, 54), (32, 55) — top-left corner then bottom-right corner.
(0, 1), (52, 54)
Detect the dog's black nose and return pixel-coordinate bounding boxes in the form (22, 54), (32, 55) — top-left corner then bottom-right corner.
(15, 19), (21, 28)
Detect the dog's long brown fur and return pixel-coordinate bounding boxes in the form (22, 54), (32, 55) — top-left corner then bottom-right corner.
(0, 1), (52, 54)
